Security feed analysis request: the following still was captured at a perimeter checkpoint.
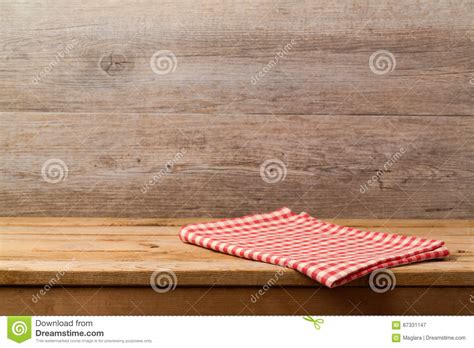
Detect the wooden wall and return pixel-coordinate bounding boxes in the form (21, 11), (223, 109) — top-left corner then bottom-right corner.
(1, 0), (473, 218)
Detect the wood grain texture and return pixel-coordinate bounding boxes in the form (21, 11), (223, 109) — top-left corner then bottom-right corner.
(1, 286), (473, 315)
(0, 0), (472, 115)
(1, 113), (472, 218)
(1, 1), (473, 219)
(0, 218), (472, 287)
(1, 217), (474, 227)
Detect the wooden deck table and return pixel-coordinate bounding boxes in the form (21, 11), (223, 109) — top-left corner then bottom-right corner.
(0, 218), (473, 315)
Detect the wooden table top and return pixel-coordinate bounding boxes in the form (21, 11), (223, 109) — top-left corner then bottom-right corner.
(0, 218), (472, 287)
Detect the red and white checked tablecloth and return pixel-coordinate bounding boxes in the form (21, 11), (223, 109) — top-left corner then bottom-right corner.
(179, 207), (449, 287)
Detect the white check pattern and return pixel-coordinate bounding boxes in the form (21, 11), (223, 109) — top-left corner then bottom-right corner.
(179, 207), (449, 287)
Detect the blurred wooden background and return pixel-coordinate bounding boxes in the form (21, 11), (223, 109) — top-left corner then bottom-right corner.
(1, 0), (473, 218)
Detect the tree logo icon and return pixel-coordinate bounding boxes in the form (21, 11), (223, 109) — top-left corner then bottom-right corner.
(7, 316), (32, 343)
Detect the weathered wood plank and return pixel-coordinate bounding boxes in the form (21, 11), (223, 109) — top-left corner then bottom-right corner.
(1, 113), (473, 218)
(0, 0), (472, 115)
(1, 286), (472, 315)
(0, 224), (472, 236)
(1, 259), (472, 287)
(1, 217), (474, 227)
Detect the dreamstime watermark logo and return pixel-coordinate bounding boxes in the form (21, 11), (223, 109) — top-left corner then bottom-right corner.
(150, 269), (177, 293)
(250, 268), (285, 303)
(7, 316), (32, 343)
(141, 149), (186, 193)
(150, 50), (177, 75)
(359, 147), (406, 193)
(369, 50), (396, 75)
(32, 39), (79, 84)
(32, 259), (76, 303)
(260, 159), (287, 184)
(251, 38), (297, 85)
(369, 269), (396, 293)
(41, 158), (69, 184)
(12, 321), (28, 335)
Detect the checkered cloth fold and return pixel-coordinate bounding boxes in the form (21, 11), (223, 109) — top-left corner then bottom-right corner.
(179, 207), (449, 287)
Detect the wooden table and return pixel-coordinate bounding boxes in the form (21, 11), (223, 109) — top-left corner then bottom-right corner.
(0, 218), (473, 315)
